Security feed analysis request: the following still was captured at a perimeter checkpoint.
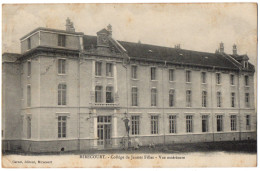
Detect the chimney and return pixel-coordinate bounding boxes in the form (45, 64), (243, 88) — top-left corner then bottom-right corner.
(219, 42), (224, 53)
(65, 17), (75, 32)
(107, 24), (112, 37)
(233, 44), (237, 55)
(175, 44), (181, 49)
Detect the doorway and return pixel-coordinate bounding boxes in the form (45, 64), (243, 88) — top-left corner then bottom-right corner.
(97, 116), (112, 149)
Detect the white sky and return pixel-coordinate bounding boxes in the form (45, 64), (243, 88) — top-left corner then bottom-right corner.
(2, 3), (257, 65)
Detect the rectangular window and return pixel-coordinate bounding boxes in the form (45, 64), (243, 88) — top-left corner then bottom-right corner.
(151, 116), (158, 134)
(131, 87), (138, 106)
(186, 90), (192, 107)
(169, 90), (175, 107)
(186, 70), (191, 83)
(169, 115), (177, 133)
(216, 73), (221, 84)
(151, 67), (156, 80)
(106, 86), (114, 103)
(58, 116), (67, 138)
(244, 61), (249, 68)
(230, 74), (235, 85)
(106, 63), (113, 77)
(202, 91), (207, 107)
(217, 92), (221, 107)
(95, 62), (102, 76)
(27, 85), (31, 107)
(151, 88), (157, 106)
(131, 66), (137, 79)
(58, 34), (66, 47)
(231, 92), (235, 107)
(202, 115), (208, 132)
(217, 115), (223, 132)
(245, 75), (249, 86)
(201, 72), (206, 83)
(28, 61), (31, 77)
(95, 86), (102, 103)
(246, 115), (251, 130)
(169, 69), (174, 81)
(58, 84), (67, 105)
(27, 37), (31, 49)
(245, 93), (250, 107)
(27, 117), (31, 139)
(131, 116), (140, 135)
(58, 59), (66, 74)
(230, 115), (237, 131)
(186, 115), (193, 133)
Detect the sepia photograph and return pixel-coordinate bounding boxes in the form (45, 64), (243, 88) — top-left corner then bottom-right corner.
(1, 2), (257, 168)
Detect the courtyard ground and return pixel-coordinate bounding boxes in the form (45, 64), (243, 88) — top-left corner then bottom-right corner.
(2, 140), (257, 155)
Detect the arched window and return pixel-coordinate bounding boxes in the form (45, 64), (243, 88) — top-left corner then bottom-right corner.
(186, 90), (192, 107)
(151, 88), (157, 106)
(169, 89), (175, 107)
(217, 92), (221, 107)
(202, 91), (207, 107)
(58, 84), (67, 105)
(131, 87), (138, 106)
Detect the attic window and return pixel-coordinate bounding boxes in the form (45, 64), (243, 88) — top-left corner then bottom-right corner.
(244, 61), (249, 68)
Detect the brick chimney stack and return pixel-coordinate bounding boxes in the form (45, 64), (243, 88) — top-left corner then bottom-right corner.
(66, 17), (75, 32)
(219, 42), (224, 53)
(233, 44), (237, 55)
(107, 24), (112, 37)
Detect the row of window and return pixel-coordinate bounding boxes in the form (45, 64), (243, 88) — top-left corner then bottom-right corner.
(27, 60), (250, 87)
(97, 62), (250, 86)
(131, 88), (249, 108)
(131, 114), (251, 135)
(25, 84), (250, 108)
(26, 114), (251, 139)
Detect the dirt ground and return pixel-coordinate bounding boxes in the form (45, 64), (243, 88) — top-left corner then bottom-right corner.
(2, 140), (256, 155)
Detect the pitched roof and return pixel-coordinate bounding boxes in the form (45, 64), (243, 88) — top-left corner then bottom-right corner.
(97, 28), (110, 34)
(82, 35), (254, 71)
(119, 41), (238, 70)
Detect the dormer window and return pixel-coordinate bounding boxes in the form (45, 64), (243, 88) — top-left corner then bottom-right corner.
(58, 34), (66, 47)
(244, 61), (249, 68)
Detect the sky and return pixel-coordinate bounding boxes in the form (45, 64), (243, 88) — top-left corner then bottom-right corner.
(2, 3), (257, 65)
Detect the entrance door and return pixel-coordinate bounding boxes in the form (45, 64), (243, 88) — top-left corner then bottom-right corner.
(97, 116), (112, 149)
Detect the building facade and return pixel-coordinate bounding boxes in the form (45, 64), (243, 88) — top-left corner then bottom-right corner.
(2, 19), (256, 152)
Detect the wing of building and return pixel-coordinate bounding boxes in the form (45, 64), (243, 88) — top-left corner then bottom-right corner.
(2, 19), (256, 152)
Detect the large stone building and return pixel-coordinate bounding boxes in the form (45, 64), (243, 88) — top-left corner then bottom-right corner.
(2, 19), (256, 152)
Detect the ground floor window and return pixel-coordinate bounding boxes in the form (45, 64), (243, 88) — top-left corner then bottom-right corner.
(131, 116), (140, 135)
(230, 115), (237, 131)
(151, 116), (159, 134)
(58, 116), (67, 138)
(202, 115), (208, 132)
(186, 115), (193, 133)
(217, 115), (223, 132)
(169, 115), (177, 133)
(27, 117), (31, 139)
(246, 115), (251, 130)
